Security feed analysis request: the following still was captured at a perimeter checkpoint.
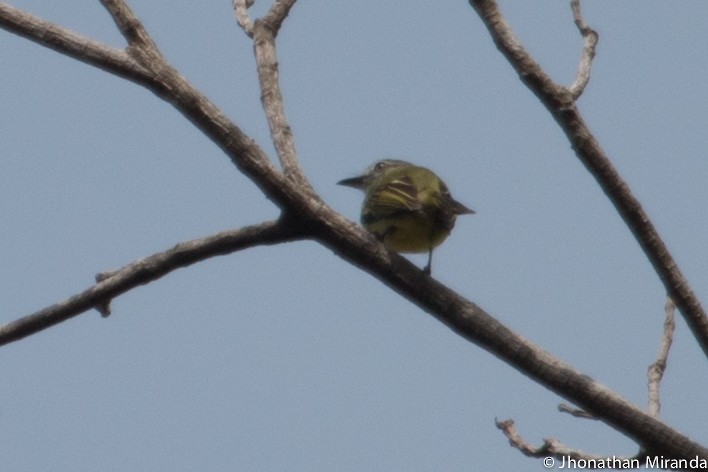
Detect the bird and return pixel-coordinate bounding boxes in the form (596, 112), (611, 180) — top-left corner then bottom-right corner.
(338, 159), (474, 274)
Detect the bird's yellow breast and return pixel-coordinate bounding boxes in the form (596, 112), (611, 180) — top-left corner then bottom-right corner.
(364, 212), (454, 253)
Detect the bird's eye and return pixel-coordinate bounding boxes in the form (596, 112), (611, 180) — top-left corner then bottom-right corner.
(374, 162), (388, 171)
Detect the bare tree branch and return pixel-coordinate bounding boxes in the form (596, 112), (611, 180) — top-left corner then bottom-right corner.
(0, 1), (292, 208)
(252, 0), (311, 188)
(470, 0), (708, 360)
(568, 0), (598, 99)
(2, 1), (707, 461)
(0, 3), (151, 83)
(317, 239), (708, 459)
(233, 0), (255, 37)
(647, 298), (676, 418)
(0, 220), (305, 346)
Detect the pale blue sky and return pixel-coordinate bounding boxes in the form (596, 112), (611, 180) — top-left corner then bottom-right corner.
(2, 1), (707, 470)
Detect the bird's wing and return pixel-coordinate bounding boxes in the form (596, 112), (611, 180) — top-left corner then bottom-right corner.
(365, 175), (423, 219)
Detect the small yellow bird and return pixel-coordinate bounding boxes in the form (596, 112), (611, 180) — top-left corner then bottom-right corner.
(338, 159), (474, 274)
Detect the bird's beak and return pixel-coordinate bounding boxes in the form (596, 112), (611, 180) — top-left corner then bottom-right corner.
(337, 175), (367, 189)
(452, 199), (475, 215)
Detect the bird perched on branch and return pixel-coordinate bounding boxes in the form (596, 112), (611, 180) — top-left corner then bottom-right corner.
(338, 159), (474, 274)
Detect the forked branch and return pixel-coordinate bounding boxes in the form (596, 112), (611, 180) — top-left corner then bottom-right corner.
(470, 0), (708, 359)
(0, 3), (151, 84)
(647, 298), (676, 418)
(497, 299), (678, 464)
(496, 419), (640, 466)
(100, 0), (161, 53)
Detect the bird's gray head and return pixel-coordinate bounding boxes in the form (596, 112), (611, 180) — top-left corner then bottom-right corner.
(337, 159), (412, 190)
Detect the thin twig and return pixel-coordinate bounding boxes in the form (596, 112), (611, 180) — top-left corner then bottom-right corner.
(495, 418), (640, 465)
(568, 0), (598, 99)
(647, 298), (676, 418)
(558, 403), (597, 420)
(0, 220), (305, 346)
(233, 0), (255, 37)
(496, 418), (547, 457)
